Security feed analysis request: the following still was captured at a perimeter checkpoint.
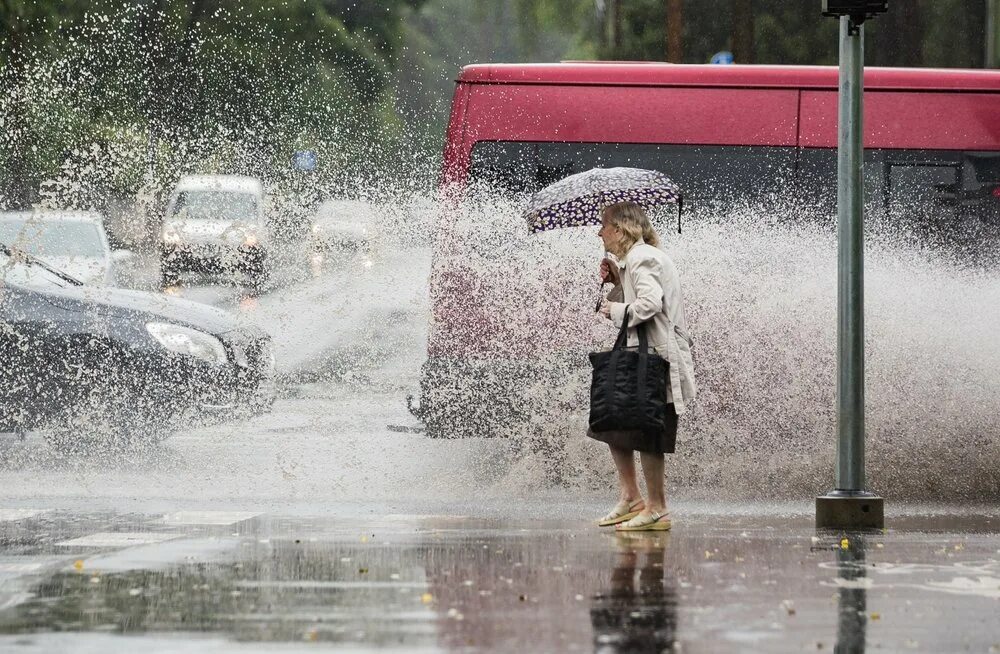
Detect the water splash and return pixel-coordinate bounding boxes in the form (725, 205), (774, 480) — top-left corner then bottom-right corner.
(1, 5), (996, 505)
(429, 196), (1000, 501)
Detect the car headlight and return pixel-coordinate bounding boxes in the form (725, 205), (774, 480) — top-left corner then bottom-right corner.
(230, 342), (249, 368)
(146, 322), (228, 366)
(162, 227), (181, 245)
(243, 231), (259, 247)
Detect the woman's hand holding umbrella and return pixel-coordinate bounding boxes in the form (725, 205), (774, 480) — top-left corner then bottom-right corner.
(597, 256), (620, 316)
(600, 257), (621, 286)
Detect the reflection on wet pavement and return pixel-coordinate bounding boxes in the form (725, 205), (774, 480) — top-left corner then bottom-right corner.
(833, 534), (869, 654)
(0, 510), (998, 652)
(591, 532), (677, 653)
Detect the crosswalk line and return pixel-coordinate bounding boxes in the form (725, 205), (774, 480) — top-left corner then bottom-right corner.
(56, 532), (184, 548)
(0, 561), (45, 574)
(0, 509), (49, 522)
(159, 511), (262, 526)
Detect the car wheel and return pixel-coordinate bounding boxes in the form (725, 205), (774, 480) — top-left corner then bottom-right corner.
(41, 349), (168, 455)
(161, 259), (180, 287)
(251, 266), (269, 291)
(242, 251), (269, 291)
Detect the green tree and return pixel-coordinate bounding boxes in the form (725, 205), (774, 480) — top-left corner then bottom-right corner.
(511, 0), (989, 67)
(394, 0), (590, 149)
(0, 0), (426, 210)
(0, 1), (91, 205)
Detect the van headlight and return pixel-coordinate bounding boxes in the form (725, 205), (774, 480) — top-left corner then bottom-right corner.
(146, 322), (228, 365)
(162, 226), (181, 245)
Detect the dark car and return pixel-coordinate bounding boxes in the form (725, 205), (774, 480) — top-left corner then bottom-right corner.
(0, 244), (275, 449)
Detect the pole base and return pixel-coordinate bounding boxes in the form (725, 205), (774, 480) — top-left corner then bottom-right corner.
(816, 491), (884, 529)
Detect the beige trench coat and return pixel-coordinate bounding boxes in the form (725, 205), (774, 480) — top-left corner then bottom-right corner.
(606, 239), (697, 414)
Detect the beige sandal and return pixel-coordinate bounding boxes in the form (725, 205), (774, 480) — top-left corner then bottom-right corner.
(597, 498), (645, 527)
(615, 510), (671, 531)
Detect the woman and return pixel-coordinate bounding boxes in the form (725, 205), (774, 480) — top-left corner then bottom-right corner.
(591, 201), (696, 531)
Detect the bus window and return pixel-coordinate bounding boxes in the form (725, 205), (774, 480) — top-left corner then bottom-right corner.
(796, 148), (889, 218)
(962, 152), (1000, 223)
(468, 142), (537, 195)
(468, 141), (797, 210)
(886, 161), (961, 222)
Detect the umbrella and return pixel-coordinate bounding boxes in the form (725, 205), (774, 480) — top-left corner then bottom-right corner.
(523, 167), (683, 234)
(523, 167), (684, 311)
(524, 168), (684, 311)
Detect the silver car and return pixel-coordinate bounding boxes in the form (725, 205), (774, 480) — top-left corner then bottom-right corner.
(160, 175), (270, 288)
(308, 199), (382, 253)
(0, 210), (131, 286)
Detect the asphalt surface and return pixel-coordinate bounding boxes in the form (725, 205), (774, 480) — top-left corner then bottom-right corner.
(0, 507), (998, 653)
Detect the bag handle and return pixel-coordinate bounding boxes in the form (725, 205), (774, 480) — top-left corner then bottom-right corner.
(612, 305), (651, 355)
(612, 307), (630, 350)
(607, 304), (653, 425)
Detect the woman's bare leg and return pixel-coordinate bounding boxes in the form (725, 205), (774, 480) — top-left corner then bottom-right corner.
(638, 451), (666, 514)
(609, 445), (642, 502)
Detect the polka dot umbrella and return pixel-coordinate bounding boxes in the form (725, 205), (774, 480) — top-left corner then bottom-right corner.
(523, 167), (683, 234)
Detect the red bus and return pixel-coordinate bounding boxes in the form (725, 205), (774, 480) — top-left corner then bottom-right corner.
(413, 63), (1000, 438)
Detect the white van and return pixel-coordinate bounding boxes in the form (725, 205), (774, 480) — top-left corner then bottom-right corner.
(160, 175), (269, 288)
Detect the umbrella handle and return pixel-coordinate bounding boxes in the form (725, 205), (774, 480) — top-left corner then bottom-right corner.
(595, 251), (615, 312)
(677, 196), (683, 234)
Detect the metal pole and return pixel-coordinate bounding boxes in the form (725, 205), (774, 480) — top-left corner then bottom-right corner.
(836, 15), (865, 492)
(816, 12), (884, 529)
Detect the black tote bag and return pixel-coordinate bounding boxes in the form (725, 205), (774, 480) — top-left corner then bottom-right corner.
(588, 307), (670, 435)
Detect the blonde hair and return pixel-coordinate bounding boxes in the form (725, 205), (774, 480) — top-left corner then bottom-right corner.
(601, 201), (660, 257)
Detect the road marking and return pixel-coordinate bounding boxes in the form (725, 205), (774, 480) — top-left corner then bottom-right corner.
(0, 509), (49, 522)
(159, 511), (262, 526)
(383, 514), (471, 520)
(56, 532), (184, 548)
(0, 562), (45, 573)
(234, 580), (428, 589)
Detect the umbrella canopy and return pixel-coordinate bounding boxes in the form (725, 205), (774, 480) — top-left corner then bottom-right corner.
(523, 167), (682, 234)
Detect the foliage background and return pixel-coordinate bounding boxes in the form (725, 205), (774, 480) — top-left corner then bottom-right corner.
(0, 0), (994, 222)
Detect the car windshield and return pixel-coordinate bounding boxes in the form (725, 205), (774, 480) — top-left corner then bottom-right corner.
(172, 191), (259, 222)
(0, 219), (106, 258)
(0, 248), (81, 289)
(315, 201), (378, 224)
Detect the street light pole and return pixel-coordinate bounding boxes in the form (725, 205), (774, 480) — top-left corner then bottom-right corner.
(836, 14), (866, 496)
(816, 0), (886, 530)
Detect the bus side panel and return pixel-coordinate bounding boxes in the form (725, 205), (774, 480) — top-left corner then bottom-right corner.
(800, 90), (1000, 150)
(441, 82), (473, 189)
(461, 84), (799, 148)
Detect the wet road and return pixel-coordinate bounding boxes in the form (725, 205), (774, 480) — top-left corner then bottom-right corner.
(0, 507), (998, 652)
(0, 243), (458, 503)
